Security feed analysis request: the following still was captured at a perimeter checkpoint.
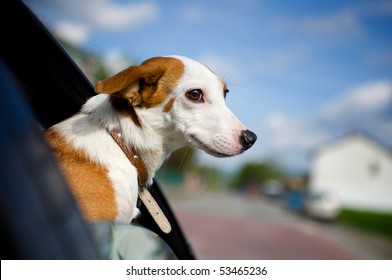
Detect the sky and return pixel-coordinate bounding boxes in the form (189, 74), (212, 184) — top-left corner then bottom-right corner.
(24, 0), (392, 174)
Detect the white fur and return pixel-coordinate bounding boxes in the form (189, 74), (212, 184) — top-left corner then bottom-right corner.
(51, 56), (251, 223)
(163, 56), (247, 156)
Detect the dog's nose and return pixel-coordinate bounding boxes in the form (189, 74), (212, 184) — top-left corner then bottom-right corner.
(240, 130), (257, 150)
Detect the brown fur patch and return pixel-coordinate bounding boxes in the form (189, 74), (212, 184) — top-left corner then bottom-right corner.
(97, 57), (184, 109)
(163, 97), (175, 113)
(96, 57), (184, 125)
(44, 128), (118, 221)
(138, 57), (184, 108)
(110, 96), (141, 127)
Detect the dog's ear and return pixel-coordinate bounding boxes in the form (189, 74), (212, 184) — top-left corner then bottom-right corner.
(95, 65), (165, 106)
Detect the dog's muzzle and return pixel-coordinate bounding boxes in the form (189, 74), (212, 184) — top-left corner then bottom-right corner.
(240, 130), (257, 150)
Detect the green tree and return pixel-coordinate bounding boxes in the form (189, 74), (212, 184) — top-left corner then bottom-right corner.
(229, 161), (286, 190)
(193, 165), (225, 191)
(162, 147), (196, 170)
(157, 147), (197, 186)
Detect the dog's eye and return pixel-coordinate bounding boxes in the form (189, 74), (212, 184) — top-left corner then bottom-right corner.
(186, 89), (204, 102)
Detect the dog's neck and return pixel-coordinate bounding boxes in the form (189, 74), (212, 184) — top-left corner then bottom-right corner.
(81, 94), (183, 183)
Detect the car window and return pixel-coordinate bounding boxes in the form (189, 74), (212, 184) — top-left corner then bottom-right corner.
(1, 0), (194, 260)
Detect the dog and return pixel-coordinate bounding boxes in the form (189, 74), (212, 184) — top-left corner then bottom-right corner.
(44, 55), (257, 225)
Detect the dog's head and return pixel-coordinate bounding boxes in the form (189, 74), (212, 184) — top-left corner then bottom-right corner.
(95, 55), (256, 157)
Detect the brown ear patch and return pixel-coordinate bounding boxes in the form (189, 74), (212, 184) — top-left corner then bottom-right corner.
(95, 57), (184, 109)
(95, 65), (139, 94)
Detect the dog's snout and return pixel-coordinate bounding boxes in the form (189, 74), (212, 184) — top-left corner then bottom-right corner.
(240, 130), (257, 150)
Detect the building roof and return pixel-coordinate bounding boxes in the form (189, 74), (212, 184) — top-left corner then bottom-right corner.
(310, 130), (392, 159)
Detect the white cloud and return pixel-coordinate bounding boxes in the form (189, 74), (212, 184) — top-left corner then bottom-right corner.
(321, 80), (392, 122)
(360, 0), (392, 17)
(301, 11), (361, 37)
(262, 80), (392, 172)
(24, 0), (158, 45)
(179, 5), (207, 22)
(91, 2), (158, 30)
(198, 53), (242, 83)
(365, 50), (392, 66)
(102, 50), (135, 75)
(52, 21), (90, 46)
(272, 10), (362, 38)
(264, 113), (328, 151)
(254, 45), (311, 76)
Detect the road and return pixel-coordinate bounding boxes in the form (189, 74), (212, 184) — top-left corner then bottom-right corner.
(168, 192), (392, 260)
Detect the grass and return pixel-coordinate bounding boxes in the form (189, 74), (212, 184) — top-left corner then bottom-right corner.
(338, 208), (392, 240)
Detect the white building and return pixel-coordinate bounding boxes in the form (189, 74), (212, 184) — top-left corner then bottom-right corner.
(309, 132), (392, 212)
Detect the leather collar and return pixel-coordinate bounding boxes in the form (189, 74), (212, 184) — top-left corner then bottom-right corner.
(108, 129), (148, 187)
(107, 128), (171, 234)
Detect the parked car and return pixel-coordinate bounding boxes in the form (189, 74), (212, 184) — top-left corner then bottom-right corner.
(303, 191), (341, 221)
(262, 179), (285, 199)
(0, 0), (195, 260)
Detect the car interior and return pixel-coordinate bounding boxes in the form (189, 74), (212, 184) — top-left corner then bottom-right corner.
(0, 0), (195, 260)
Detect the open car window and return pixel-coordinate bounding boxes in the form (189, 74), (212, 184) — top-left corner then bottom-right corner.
(1, 0), (195, 260)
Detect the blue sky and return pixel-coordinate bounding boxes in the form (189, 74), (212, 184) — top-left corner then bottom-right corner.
(24, 0), (392, 173)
